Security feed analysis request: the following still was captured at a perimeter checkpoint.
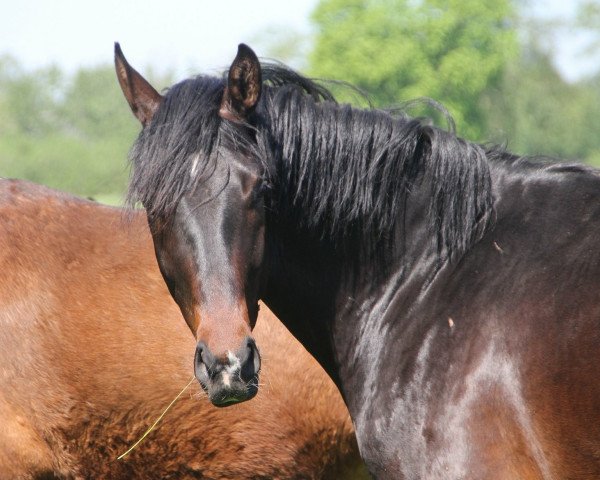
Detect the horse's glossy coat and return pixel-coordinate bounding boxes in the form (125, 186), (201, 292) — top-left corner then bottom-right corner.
(0, 179), (364, 479)
(117, 43), (600, 478)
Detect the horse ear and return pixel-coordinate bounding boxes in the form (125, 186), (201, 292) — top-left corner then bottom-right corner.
(114, 42), (162, 126)
(220, 44), (262, 122)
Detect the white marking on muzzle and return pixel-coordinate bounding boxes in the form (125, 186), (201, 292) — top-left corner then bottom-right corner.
(222, 351), (242, 387)
(226, 351), (241, 373)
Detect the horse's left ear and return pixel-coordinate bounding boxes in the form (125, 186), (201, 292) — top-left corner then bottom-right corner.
(114, 42), (163, 126)
(220, 44), (262, 122)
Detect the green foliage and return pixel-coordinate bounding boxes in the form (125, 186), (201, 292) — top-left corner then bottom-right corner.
(0, 133), (130, 198)
(308, 0), (600, 163)
(0, 57), (63, 136)
(60, 66), (139, 140)
(483, 49), (600, 162)
(0, 60), (172, 201)
(309, 0), (518, 140)
(576, 0), (600, 32)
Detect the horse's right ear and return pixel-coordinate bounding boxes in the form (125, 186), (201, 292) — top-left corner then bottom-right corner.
(220, 44), (262, 123)
(114, 42), (162, 126)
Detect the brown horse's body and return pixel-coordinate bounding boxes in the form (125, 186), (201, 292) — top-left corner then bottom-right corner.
(0, 179), (364, 479)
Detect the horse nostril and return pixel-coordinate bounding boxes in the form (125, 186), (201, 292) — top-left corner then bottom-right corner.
(195, 341), (218, 378)
(249, 340), (260, 375)
(240, 338), (260, 382)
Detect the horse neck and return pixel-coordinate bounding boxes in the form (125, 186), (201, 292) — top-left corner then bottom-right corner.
(261, 196), (439, 393)
(258, 98), (493, 397)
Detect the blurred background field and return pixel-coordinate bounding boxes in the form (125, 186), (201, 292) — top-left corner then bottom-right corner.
(2, 0), (600, 204)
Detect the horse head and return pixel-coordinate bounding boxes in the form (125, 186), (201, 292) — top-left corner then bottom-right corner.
(115, 43), (265, 406)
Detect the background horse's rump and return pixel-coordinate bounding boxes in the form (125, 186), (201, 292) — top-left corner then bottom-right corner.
(0, 179), (364, 479)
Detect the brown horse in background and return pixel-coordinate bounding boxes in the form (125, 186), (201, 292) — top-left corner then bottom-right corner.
(0, 179), (366, 479)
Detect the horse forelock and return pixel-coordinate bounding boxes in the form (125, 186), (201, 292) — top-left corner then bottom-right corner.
(126, 75), (225, 220)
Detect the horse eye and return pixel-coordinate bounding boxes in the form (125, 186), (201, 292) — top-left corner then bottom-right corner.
(259, 181), (272, 194)
(251, 181), (270, 205)
(255, 181), (272, 196)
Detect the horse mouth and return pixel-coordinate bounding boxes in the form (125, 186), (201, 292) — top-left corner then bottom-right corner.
(213, 396), (247, 407)
(195, 371), (259, 407)
(209, 382), (259, 407)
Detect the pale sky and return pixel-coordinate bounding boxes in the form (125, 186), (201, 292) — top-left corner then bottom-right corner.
(0, 0), (318, 75)
(0, 0), (597, 81)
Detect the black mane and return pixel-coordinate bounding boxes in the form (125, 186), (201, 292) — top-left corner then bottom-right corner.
(127, 62), (495, 260)
(255, 80), (493, 258)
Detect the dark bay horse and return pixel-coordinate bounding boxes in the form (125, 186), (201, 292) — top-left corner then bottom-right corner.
(115, 42), (600, 478)
(0, 179), (365, 479)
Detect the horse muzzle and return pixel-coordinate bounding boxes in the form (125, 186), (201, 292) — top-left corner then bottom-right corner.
(194, 337), (261, 407)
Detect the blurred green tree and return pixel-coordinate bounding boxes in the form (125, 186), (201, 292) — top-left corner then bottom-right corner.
(483, 47), (600, 162)
(60, 66), (139, 140)
(0, 60), (172, 202)
(309, 0), (519, 140)
(0, 57), (63, 136)
(480, 0), (600, 163)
